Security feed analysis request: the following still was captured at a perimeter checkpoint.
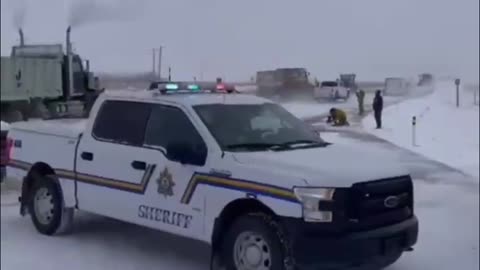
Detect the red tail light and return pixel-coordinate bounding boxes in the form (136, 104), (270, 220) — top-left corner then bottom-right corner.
(6, 137), (13, 163)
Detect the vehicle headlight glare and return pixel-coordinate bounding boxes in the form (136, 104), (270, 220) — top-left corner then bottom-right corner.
(294, 187), (335, 223)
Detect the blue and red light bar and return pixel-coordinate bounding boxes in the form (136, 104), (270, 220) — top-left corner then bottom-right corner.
(156, 82), (236, 94)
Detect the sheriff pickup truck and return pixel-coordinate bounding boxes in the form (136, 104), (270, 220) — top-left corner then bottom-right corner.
(6, 82), (418, 270)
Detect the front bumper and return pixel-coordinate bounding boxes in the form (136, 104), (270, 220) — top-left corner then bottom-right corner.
(281, 216), (419, 269)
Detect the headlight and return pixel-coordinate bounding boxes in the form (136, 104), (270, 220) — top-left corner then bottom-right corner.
(294, 187), (335, 223)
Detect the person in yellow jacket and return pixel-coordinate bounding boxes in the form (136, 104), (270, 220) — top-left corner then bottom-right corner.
(326, 107), (349, 126)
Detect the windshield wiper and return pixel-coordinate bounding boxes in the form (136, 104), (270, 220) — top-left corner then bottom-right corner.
(270, 140), (330, 150)
(224, 140), (331, 152)
(224, 143), (280, 151)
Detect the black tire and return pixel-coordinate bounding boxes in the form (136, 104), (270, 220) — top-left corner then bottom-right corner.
(28, 175), (64, 235)
(221, 213), (293, 270)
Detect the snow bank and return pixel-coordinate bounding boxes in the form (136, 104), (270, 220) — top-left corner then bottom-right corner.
(1, 121), (10, 131)
(363, 80), (479, 178)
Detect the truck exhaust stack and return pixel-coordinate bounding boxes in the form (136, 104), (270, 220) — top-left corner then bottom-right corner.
(18, 28), (24, 46)
(66, 26), (73, 98)
(66, 26), (72, 56)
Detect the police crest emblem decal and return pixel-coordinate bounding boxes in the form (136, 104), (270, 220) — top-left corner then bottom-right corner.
(157, 167), (175, 197)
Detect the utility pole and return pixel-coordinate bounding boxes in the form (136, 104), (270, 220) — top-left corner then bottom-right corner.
(158, 46), (163, 80)
(455, 78), (461, 108)
(152, 48), (156, 77)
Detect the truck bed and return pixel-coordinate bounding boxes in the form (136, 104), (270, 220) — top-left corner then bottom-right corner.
(10, 118), (87, 138)
(7, 118), (85, 183)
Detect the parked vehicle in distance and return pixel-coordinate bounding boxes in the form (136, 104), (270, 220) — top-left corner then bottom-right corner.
(1, 27), (98, 123)
(384, 77), (410, 96)
(256, 68), (316, 101)
(314, 81), (350, 101)
(339, 73), (358, 92)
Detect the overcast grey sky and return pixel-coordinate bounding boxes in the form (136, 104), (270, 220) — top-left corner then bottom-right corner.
(1, 0), (478, 81)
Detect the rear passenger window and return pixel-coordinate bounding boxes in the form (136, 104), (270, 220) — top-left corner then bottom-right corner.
(92, 100), (151, 146)
(144, 105), (206, 150)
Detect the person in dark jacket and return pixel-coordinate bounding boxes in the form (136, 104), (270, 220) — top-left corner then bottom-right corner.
(372, 90), (383, 128)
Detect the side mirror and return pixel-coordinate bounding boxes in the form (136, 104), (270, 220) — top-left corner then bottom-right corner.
(86, 72), (95, 89)
(166, 142), (206, 166)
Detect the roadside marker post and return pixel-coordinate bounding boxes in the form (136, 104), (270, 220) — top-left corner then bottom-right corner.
(411, 116), (417, 147)
(455, 78), (461, 108)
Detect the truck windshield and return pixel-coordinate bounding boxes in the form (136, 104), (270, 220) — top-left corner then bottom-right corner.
(276, 69), (308, 82)
(193, 103), (326, 152)
(321, 81), (338, 87)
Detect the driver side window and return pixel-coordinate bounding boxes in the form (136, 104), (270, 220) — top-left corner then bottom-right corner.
(144, 105), (207, 154)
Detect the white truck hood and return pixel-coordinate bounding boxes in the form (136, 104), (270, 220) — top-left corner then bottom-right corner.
(232, 144), (408, 188)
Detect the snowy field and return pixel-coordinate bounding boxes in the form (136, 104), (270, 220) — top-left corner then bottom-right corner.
(363, 80), (479, 178)
(2, 82), (479, 270)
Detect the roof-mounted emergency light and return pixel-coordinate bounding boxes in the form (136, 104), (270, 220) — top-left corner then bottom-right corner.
(187, 84), (200, 91)
(155, 82), (235, 95)
(165, 83), (179, 90)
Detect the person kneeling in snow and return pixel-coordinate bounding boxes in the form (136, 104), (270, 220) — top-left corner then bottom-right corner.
(326, 108), (349, 126)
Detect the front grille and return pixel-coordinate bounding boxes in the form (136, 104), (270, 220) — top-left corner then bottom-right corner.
(346, 176), (414, 231)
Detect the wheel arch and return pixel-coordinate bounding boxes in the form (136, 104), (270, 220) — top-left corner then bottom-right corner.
(211, 198), (276, 250)
(22, 162), (64, 213)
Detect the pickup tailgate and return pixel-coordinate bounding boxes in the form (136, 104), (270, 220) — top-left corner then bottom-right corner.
(7, 119), (86, 181)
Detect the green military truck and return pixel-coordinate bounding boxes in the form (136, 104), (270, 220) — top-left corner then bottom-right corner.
(339, 73), (357, 93)
(1, 27), (97, 123)
(255, 68), (318, 101)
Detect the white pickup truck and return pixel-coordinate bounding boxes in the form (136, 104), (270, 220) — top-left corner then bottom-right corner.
(314, 81), (350, 101)
(6, 83), (418, 270)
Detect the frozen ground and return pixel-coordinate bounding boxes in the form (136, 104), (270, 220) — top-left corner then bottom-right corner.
(2, 84), (478, 270)
(282, 92), (400, 119)
(363, 80), (479, 178)
(320, 132), (479, 270)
